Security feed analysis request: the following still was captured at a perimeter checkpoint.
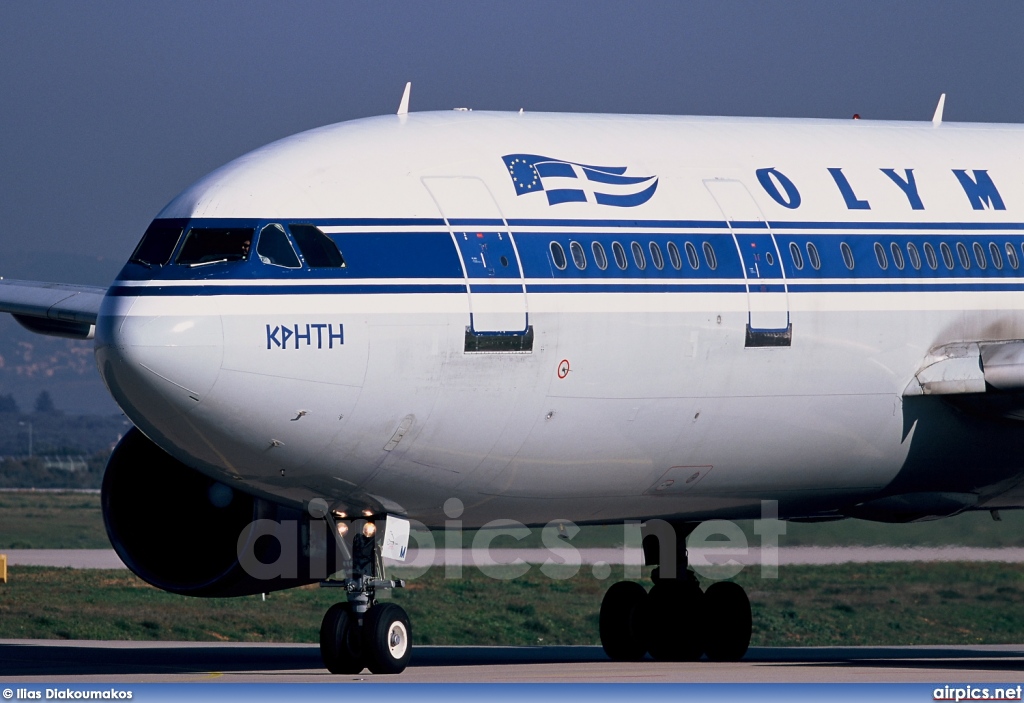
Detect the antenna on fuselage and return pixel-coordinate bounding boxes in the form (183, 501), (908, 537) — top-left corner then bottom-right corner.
(397, 82), (411, 116)
(932, 93), (946, 127)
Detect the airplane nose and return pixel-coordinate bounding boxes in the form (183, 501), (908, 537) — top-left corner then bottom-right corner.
(95, 294), (224, 424)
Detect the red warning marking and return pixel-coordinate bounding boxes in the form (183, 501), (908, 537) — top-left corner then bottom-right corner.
(557, 359), (570, 379)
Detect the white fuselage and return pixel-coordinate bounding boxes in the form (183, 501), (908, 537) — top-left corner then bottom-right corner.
(94, 111), (1024, 527)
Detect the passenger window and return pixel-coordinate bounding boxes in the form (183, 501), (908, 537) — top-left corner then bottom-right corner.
(956, 242), (971, 269)
(289, 224), (346, 268)
(890, 242), (904, 270)
(874, 242), (888, 270)
(703, 242), (718, 270)
(256, 224), (301, 268)
(550, 242), (567, 270)
(990, 242), (1003, 270)
(806, 242), (820, 270)
(1006, 243), (1019, 269)
(841, 242), (855, 270)
(667, 242), (682, 270)
(631, 241), (646, 270)
(570, 241), (587, 270)
(973, 242), (988, 270)
(131, 220), (185, 266)
(923, 242), (938, 269)
(176, 227), (255, 266)
(685, 242), (700, 269)
(649, 242), (664, 270)
(940, 242), (954, 269)
(612, 241), (628, 270)
(592, 242), (608, 270)
(789, 242), (804, 270)
(906, 242), (921, 270)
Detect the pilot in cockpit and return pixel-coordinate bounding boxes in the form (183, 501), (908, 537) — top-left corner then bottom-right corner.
(241, 239), (272, 265)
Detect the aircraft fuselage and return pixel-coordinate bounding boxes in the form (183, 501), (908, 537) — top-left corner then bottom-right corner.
(93, 111), (1024, 527)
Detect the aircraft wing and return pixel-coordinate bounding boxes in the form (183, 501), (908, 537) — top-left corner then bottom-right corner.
(0, 278), (105, 339)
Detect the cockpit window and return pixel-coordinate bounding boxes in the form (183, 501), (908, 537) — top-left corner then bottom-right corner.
(175, 227), (256, 266)
(130, 219), (186, 266)
(256, 224), (301, 268)
(289, 224), (346, 268)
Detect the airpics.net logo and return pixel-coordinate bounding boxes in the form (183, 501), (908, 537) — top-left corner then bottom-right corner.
(934, 685), (1023, 701)
(233, 499), (786, 582)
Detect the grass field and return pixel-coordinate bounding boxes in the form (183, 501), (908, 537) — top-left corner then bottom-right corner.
(1, 563), (1023, 646)
(4, 491), (1024, 550)
(4, 492), (1024, 647)
(0, 491), (107, 548)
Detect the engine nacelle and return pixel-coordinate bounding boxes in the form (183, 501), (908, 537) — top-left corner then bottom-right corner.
(102, 428), (342, 597)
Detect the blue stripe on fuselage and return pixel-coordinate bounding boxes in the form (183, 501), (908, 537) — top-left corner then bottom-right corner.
(107, 284), (467, 297)
(113, 217), (1024, 295)
(106, 280), (1024, 298)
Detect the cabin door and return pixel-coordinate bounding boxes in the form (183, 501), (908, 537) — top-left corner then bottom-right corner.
(423, 177), (529, 335)
(704, 179), (792, 346)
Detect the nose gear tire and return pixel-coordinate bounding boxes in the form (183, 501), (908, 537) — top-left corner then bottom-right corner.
(363, 602), (412, 674)
(320, 602), (364, 674)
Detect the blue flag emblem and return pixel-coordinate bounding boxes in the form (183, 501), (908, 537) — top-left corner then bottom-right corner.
(502, 154), (658, 207)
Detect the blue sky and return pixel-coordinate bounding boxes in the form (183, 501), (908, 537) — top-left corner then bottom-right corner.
(1, 1), (1023, 286)
(1, 1), (1023, 413)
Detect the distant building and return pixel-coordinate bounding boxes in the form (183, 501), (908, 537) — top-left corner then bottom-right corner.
(40, 455), (89, 472)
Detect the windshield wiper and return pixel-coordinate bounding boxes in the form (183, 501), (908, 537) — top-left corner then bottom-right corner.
(188, 258), (229, 268)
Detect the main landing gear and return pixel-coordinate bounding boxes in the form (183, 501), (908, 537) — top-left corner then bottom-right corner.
(319, 520), (411, 675)
(599, 521), (752, 662)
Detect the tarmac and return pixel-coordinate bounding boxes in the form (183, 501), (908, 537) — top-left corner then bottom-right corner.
(3, 641), (1024, 683)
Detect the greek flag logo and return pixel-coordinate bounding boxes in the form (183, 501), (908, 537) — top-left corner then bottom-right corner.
(502, 154), (658, 207)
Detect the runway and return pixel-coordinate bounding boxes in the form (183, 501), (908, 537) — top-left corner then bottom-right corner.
(3, 640), (1024, 683)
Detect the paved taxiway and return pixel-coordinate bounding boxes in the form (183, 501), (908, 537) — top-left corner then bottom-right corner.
(2, 641), (1024, 683)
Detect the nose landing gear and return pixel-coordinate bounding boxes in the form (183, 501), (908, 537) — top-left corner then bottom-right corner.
(319, 520), (410, 675)
(320, 586), (412, 674)
(599, 521), (752, 662)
